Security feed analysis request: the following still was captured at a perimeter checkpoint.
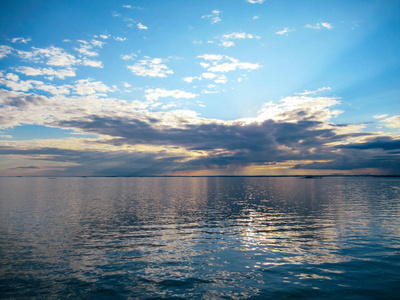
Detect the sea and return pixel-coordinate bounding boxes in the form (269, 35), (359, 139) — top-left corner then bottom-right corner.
(1, 176), (400, 299)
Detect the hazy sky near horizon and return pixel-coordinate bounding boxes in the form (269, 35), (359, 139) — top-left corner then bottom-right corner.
(0, 0), (399, 176)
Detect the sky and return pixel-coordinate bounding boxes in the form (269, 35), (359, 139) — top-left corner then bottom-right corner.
(0, 0), (399, 176)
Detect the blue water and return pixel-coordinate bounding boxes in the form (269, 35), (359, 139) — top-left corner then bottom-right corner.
(1, 177), (400, 299)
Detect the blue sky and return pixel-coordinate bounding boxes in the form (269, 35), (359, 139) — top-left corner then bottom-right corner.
(0, 0), (399, 176)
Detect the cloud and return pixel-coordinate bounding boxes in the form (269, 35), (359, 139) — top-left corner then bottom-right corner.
(127, 56), (173, 77)
(381, 115), (400, 129)
(17, 46), (79, 66)
(121, 53), (137, 60)
(0, 72), (72, 95)
(145, 88), (198, 103)
(199, 55), (260, 73)
(202, 10), (221, 24)
(11, 37), (32, 44)
(296, 87), (331, 96)
(1, 86), (399, 175)
(74, 40), (99, 57)
(305, 22), (333, 30)
(373, 114), (389, 119)
(0, 45), (13, 59)
(81, 58), (103, 68)
(183, 55), (259, 86)
(183, 72), (227, 84)
(246, 0), (265, 3)
(114, 37), (127, 42)
(15, 66), (76, 79)
(137, 23), (148, 30)
(275, 28), (295, 35)
(73, 79), (112, 96)
(219, 32), (260, 47)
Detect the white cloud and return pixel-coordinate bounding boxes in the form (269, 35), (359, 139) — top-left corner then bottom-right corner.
(74, 40), (99, 57)
(82, 58), (103, 68)
(201, 72), (217, 79)
(183, 73), (227, 84)
(214, 74), (227, 84)
(199, 62), (210, 68)
(321, 22), (333, 30)
(91, 39), (105, 48)
(253, 16), (259, 20)
(373, 114), (389, 119)
(221, 32), (260, 40)
(219, 32), (260, 47)
(127, 57), (173, 77)
(15, 66), (76, 79)
(11, 37), (32, 44)
(121, 53), (137, 60)
(246, 0), (265, 3)
(206, 56), (261, 73)
(137, 23), (148, 30)
(305, 22), (333, 30)
(296, 87), (331, 96)
(256, 96), (342, 123)
(220, 40), (235, 48)
(183, 77), (196, 83)
(275, 28), (295, 35)
(6, 73), (19, 82)
(145, 88), (198, 102)
(381, 115), (400, 128)
(114, 37), (127, 42)
(186, 55), (260, 85)
(17, 46), (78, 67)
(74, 79), (112, 96)
(100, 34), (110, 39)
(202, 10), (221, 24)
(0, 72), (71, 95)
(197, 54), (224, 61)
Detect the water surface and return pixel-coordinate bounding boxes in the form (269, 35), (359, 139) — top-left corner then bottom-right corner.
(1, 177), (400, 299)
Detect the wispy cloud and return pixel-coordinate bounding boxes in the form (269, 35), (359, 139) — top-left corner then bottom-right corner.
(219, 32), (260, 47)
(198, 54), (261, 73)
(275, 28), (295, 35)
(11, 37), (32, 44)
(305, 22), (333, 30)
(0, 45), (13, 59)
(296, 87), (331, 96)
(373, 114), (389, 119)
(202, 10), (222, 24)
(246, 0), (265, 3)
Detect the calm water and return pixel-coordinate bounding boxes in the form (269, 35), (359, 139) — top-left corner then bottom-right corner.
(1, 177), (400, 299)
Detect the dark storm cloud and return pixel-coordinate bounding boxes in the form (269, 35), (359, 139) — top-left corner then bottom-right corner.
(337, 137), (400, 151)
(56, 115), (367, 154)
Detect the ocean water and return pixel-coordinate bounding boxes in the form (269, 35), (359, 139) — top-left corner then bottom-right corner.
(0, 177), (400, 299)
